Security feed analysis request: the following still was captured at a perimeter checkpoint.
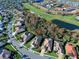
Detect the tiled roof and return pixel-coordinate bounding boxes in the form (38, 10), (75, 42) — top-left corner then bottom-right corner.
(65, 43), (78, 59)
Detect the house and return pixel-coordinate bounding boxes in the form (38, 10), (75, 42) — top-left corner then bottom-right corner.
(53, 41), (63, 54)
(65, 43), (78, 59)
(21, 32), (34, 43)
(40, 37), (53, 56)
(64, 7), (76, 12)
(1, 49), (11, 59)
(55, 7), (64, 11)
(15, 21), (22, 27)
(41, 38), (53, 52)
(15, 26), (25, 34)
(48, 38), (53, 51)
(32, 36), (43, 48)
(53, 41), (60, 52)
(20, 32), (34, 47)
(16, 17), (24, 21)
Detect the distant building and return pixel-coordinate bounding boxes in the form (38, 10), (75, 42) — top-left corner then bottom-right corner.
(57, 0), (79, 7)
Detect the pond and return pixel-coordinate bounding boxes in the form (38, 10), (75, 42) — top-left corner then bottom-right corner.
(52, 19), (79, 30)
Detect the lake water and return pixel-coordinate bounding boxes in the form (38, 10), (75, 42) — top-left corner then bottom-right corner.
(52, 19), (79, 30)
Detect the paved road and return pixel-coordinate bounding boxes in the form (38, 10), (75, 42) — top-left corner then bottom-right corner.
(7, 18), (54, 59)
(10, 38), (51, 59)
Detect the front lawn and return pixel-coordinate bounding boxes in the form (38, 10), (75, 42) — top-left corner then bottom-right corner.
(15, 31), (32, 49)
(45, 52), (58, 57)
(32, 47), (41, 53)
(24, 40), (32, 49)
(15, 32), (24, 41)
(4, 44), (21, 59)
(4, 44), (15, 51)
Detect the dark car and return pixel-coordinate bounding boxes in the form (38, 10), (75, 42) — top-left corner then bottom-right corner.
(22, 55), (30, 59)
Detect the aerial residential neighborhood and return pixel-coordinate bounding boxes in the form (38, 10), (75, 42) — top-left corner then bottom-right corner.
(0, 0), (79, 59)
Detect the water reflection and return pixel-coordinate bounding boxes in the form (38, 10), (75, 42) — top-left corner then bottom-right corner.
(52, 19), (79, 30)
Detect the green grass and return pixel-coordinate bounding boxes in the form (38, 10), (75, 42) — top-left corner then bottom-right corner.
(32, 48), (58, 58)
(63, 34), (70, 41)
(12, 25), (15, 32)
(23, 3), (79, 26)
(15, 32), (24, 40)
(0, 15), (2, 20)
(4, 44), (15, 51)
(4, 44), (21, 59)
(0, 34), (8, 41)
(32, 48), (41, 53)
(45, 52), (58, 58)
(24, 40), (32, 49)
(23, 3), (56, 20)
